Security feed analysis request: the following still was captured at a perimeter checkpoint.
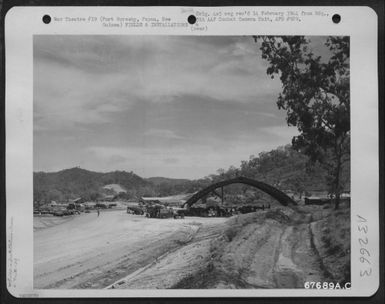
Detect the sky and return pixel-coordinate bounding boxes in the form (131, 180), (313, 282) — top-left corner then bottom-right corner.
(33, 35), (328, 179)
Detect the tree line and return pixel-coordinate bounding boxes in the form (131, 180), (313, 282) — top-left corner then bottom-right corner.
(33, 142), (349, 207)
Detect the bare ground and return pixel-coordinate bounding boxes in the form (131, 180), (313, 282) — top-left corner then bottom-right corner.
(34, 205), (350, 289)
(170, 206), (350, 289)
(34, 211), (227, 289)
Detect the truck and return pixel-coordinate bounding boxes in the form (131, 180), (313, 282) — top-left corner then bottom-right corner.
(126, 205), (144, 215)
(172, 207), (186, 219)
(145, 205), (185, 219)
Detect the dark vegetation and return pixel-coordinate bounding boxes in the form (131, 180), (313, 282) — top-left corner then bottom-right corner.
(34, 168), (152, 203)
(254, 36), (350, 208)
(34, 144), (349, 207)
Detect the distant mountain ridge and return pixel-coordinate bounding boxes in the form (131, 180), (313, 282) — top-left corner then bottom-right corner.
(34, 167), (177, 202)
(146, 177), (190, 186)
(33, 144), (349, 205)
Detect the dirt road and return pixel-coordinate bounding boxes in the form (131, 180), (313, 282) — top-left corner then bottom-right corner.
(35, 206), (349, 289)
(34, 210), (227, 289)
(112, 213), (326, 289)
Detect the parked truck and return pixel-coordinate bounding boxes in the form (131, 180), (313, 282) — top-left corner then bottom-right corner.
(145, 205), (185, 219)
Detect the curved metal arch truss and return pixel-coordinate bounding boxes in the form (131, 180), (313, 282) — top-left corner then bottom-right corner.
(184, 176), (296, 207)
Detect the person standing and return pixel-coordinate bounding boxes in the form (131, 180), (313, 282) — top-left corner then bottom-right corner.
(97, 208), (100, 217)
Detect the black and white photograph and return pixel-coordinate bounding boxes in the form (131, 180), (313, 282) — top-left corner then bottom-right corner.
(32, 34), (351, 290)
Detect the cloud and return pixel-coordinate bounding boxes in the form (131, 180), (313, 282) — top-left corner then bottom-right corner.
(107, 155), (127, 165)
(163, 158), (179, 164)
(81, 123), (296, 179)
(33, 35), (315, 177)
(34, 35), (283, 137)
(262, 126), (299, 141)
(144, 129), (184, 140)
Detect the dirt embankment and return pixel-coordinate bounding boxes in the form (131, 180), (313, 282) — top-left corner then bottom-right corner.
(163, 206), (350, 289)
(107, 220), (228, 289)
(310, 207), (351, 284)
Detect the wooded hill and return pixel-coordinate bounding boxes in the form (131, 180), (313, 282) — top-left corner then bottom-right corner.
(34, 168), (149, 203)
(34, 144), (350, 204)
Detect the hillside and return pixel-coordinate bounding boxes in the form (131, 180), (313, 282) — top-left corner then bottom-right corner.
(34, 144), (350, 205)
(33, 167), (152, 203)
(208, 145), (350, 198)
(103, 184), (127, 193)
(146, 177), (190, 186)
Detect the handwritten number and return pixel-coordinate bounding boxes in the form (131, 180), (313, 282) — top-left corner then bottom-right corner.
(359, 237), (368, 246)
(360, 269), (372, 277)
(357, 215), (367, 223)
(360, 256), (371, 264)
(358, 225), (368, 233)
(357, 215), (372, 279)
(360, 248), (370, 256)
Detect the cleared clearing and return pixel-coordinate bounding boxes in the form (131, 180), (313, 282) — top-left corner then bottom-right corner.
(34, 210), (226, 289)
(34, 205), (350, 289)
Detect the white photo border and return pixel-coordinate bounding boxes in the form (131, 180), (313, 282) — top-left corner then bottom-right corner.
(5, 6), (379, 298)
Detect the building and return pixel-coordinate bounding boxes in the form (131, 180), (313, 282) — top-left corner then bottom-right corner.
(50, 201), (58, 207)
(83, 202), (96, 208)
(103, 195), (115, 202)
(69, 197), (84, 204)
(140, 194), (189, 207)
